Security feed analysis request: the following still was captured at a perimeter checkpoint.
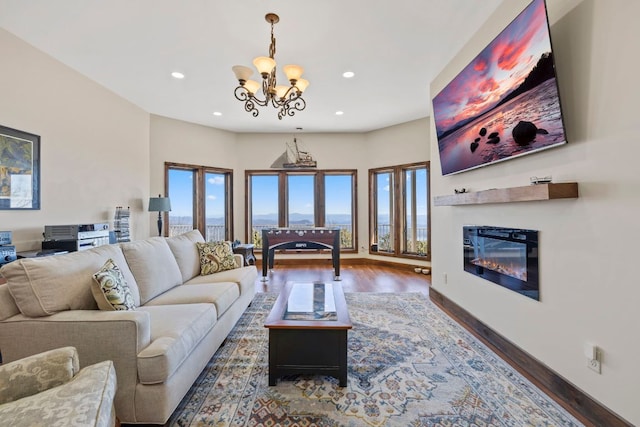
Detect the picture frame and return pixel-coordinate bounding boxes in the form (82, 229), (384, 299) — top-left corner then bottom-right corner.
(0, 125), (41, 210)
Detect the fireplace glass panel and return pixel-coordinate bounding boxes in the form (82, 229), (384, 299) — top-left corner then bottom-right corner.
(463, 226), (539, 300)
(469, 236), (527, 281)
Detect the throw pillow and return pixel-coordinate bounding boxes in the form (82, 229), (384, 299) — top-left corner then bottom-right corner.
(92, 258), (136, 311)
(196, 241), (237, 275)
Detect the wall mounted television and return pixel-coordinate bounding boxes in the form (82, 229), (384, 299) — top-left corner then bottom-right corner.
(432, 0), (567, 176)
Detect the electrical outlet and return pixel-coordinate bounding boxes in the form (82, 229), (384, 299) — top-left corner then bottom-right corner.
(587, 357), (601, 374)
(443, 272), (448, 284)
(586, 345), (602, 374)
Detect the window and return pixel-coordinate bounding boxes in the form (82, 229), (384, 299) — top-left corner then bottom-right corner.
(165, 162), (233, 241)
(288, 174), (315, 227)
(403, 165), (429, 256)
(248, 174), (280, 248)
(369, 162), (430, 259)
(246, 170), (357, 250)
(324, 173), (355, 249)
(373, 170), (394, 253)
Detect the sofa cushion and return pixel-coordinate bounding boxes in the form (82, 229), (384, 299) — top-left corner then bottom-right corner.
(1, 245), (140, 317)
(166, 229), (205, 283)
(92, 258), (136, 311)
(136, 304), (217, 384)
(0, 284), (19, 321)
(185, 265), (257, 297)
(196, 241), (237, 275)
(120, 237), (183, 305)
(145, 282), (239, 318)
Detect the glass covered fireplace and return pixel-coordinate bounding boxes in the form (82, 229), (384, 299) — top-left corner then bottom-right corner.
(463, 226), (539, 300)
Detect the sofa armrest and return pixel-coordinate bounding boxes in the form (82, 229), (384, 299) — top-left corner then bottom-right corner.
(0, 346), (79, 405)
(233, 253), (243, 268)
(0, 359), (117, 427)
(0, 310), (151, 363)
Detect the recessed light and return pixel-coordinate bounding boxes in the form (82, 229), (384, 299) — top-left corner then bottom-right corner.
(171, 72), (185, 79)
(335, 111), (344, 116)
(342, 71), (355, 78)
(213, 112), (222, 116)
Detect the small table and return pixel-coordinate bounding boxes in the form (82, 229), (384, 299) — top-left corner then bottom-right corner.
(232, 244), (256, 266)
(264, 282), (352, 386)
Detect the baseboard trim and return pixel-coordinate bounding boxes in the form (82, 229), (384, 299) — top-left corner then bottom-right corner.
(429, 287), (631, 427)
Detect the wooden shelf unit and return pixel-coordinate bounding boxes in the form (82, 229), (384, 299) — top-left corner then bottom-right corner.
(433, 182), (578, 206)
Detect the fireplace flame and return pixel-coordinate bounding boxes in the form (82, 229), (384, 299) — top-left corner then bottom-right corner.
(471, 258), (527, 281)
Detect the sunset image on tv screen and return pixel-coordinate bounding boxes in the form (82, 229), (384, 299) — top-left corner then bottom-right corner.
(432, 0), (567, 176)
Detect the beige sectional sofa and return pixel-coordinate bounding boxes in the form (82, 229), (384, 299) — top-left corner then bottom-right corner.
(0, 230), (258, 424)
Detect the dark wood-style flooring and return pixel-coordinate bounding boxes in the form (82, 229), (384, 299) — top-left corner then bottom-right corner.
(254, 262), (431, 294)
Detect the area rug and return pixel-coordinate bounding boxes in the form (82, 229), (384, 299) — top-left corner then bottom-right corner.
(167, 292), (582, 426)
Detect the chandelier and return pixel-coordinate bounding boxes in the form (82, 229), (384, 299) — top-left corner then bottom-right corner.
(232, 13), (309, 120)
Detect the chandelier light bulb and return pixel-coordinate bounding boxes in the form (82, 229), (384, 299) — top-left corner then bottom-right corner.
(253, 56), (276, 76)
(283, 64), (304, 82)
(275, 85), (290, 99)
(295, 78), (310, 93)
(244, 80), (261, 94)
(232, 65), (253, 82)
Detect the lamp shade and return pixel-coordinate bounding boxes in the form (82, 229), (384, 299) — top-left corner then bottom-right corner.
(275, 85), (290, 99)
(148, 195), (171, 212)
(232, 65), (254, 82)
(283, 64), (304, 81)
(244, 79), (261, 95)
(295, 78), (310, 93)
(253, 56), (276, 75)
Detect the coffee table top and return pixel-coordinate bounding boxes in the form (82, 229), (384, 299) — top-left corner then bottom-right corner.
(264, 282), (352, 329)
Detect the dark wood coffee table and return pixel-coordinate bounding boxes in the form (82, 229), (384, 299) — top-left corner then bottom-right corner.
(264, 282), (352, 386)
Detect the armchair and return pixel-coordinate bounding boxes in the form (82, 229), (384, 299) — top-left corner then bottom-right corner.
(0, 346), (117, 427)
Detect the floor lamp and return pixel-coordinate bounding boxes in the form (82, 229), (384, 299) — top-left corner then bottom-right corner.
(148, 194), (171, 236)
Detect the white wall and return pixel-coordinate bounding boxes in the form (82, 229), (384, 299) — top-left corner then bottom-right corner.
(0, 29), (151, 249)
(149, 115), (237, 237)
(365, 118), (430, 168)
(429, 0), (639, 423)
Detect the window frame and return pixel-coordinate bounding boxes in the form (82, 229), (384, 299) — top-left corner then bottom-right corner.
(368, 161), (430, 261)
(165, 162), (233, 241)
(245, 169), (358, 252)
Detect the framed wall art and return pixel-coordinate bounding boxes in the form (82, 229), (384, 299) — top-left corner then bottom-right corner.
(0, 125), (40, 210)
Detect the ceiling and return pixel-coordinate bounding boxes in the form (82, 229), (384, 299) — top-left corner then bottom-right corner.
(0, 0), (504, 133)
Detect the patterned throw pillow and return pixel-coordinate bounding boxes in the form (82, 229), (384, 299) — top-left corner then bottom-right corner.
(196, 241), (237, 275)
(92, 258), (136, 311)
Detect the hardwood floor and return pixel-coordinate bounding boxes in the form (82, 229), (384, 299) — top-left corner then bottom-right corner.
(253, 262), (431, 294)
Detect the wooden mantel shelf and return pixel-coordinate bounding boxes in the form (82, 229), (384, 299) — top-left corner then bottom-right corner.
(433, 182), (578, 206)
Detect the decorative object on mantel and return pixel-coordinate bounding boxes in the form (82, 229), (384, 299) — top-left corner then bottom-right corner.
(232, 13), (309, 120)
(433, 182), (578, 206)
(0, 125), (40, 210)
(270, 137), (317, 168)
(454, 188), (468, 194)
(148, 195), (171, 236)
(530, 175), (552, 184)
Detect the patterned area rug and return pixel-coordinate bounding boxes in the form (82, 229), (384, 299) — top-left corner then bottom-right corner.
(167, 292), (582, 426)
